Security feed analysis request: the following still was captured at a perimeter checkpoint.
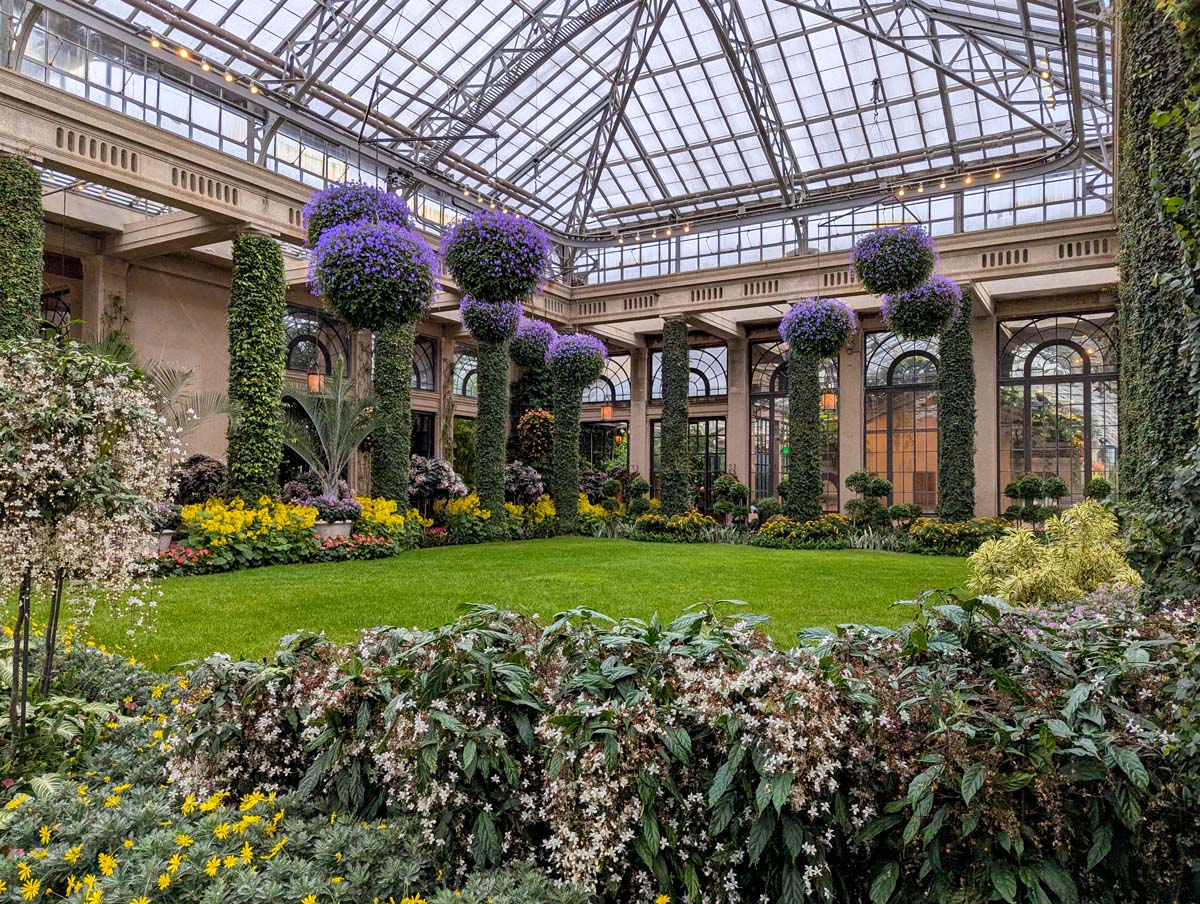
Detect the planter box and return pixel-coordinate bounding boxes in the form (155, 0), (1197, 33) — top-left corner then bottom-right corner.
(151, 530), (174, 556)
(314, 521), (353, 541)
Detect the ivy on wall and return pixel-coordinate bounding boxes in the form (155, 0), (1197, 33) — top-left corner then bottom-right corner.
(226, 234), (287, 499)
(475, 340), (510, 530)
(370, 321), (414, 502)
(551, 380), (583, 532)
(936, 304), (976, 521)
(784, 354), (822, 521)
(659, 318), (691, 515)
(1117, 0), (1195, 507)
(0, 156), (45, 341)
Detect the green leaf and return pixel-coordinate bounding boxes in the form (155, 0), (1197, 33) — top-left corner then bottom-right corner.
(1086, 825), (1112, 872)
(1114, 747), (1150, 791)
(470, 809), (500, 868)
(1034, 861), (1080, 904)
(991, 863), (1018, 904)
(961, 763), (986, 805)
(747, 809), (776, 864)
(462, 739), (477, 776)
(869, 862), (899, 904)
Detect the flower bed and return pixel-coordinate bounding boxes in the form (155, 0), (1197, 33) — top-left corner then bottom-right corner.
(629, 510), (719, 543)
(13, 596), (1198, 904)
(906, 515), (1008, 556)
(750, 512), (852, 549)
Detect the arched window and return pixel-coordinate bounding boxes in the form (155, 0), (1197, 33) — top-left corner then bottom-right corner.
(40, 290), (72, 337)
(864, 333), (939, 509)
(750, 341), (839, 510)
(412, 335), (437, 392)
(285, 306), (350, 376)
(582, 353), (631, 403)
(999, 313), (1118, 502)
(650, 345), (728, 399)
(453, 346), (478, 398)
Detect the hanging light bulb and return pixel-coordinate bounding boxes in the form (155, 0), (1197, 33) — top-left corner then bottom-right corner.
(224, 71), (235, 82)
(177, 47), (189, 59)
(682, 223), (691, 234)
(992, 169), (1002, 181)
(249, 83), (259, 94)
(200, 61), (211, 72)
(618, 236), (624, 245)
(963, 174), (974, 186)
(664, 226), (672, 236)
(651, 230), (658, 240)
(463, 187), (470, 197)
(916, 184), (924, 194)
(939, 178), (947, 190)
(896, 186), (906, 198)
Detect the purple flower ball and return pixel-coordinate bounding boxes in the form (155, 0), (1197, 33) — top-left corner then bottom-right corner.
(779, 297), (858, 358)
(509, 317), (559, 369)
(441, 209), (551, 303)
(850, 224), (939, 295)
(881, 275), (964, 339)
(460, 295), (523, 345)
(303, 181), (412, 246)
(309, 221), (437, 331)
(547, 333), (608, 389)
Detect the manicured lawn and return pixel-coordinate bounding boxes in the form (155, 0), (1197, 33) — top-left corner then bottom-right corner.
(90, 537), (969, 667)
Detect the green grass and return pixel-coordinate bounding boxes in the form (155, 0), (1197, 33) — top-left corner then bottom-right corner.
(89, 538), (969, 668)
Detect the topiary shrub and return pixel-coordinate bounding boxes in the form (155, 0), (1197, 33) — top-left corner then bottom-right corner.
(509, 317), (558, 369)
(515, 407), (555, 465)
(440, 209), (552, 303)
(659, 318), (692, 516)
(309, 222), (437, 331)
(0, 156), (43, 340)
(302, 181), (412, 246)
(1085, 476), (1113, 501)
(226, 234), (287, 500)
(968, 500), (1142, 604)
(845, 469), (893, 528)
(370, 322), (415, 503)
(785, 353), (822, 521)
(173, 454), (228, 504)
(753, 496), (782, 522)
(850, 224), (938, 294)
(547, 334), (607, 532)
(935, 304), (976, 521)
(882, 274), (963, 340)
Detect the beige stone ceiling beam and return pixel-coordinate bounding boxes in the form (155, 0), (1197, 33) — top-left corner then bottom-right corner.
(104, 211), (239, 260)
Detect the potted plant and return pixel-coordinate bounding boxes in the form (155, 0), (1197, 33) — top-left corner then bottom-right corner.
(308, 494), (363, 541)
(150, 502), (182, 554)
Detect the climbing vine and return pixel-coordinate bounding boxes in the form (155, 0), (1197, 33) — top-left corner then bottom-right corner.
(370, 321), (415, 502)
(226, 235), (287, 499)
(659, 319), (691, 515)
(0, 156), (44, 340)
(936, 304), (976, 521)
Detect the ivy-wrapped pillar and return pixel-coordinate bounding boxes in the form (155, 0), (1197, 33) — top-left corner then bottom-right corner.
(548, 334), (608, 532)
(0, 156), (45, 340)
(935, 301), (976, 521)
(440, 210), (552, 532)
(226, 234), (287, 499)
(779, 297), (859, 520)
(785, 354), (822, 520)
(371, 321), (416, 501)
(659, 317), (691, 515)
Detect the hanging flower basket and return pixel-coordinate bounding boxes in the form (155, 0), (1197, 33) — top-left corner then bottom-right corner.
(881, 274), (964, 339)
(309, 221), (437, 331)
(302, 181), (412, 246)
(509, 317), (559, 368)
(441, 209), (552, 303)
(547, 333), (608, 388)
(779, 297), (858, 358)
(850, 224), (938, 295)
(460, 295), (523, 344)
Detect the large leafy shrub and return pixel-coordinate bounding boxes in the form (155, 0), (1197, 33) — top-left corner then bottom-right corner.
(504, 460), (545, 505)
(226, 235), (287, 500)
(750, 513), (851, 549)
(968, 500), (1142, 604)
(629, 510), (718, 543)
(907, 516), (1008, 556)
(0, 156), (44, 340)
(408, 454), (468, 514)
(172, 454), (228, 505)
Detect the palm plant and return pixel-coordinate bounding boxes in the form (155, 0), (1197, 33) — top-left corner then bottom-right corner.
(282, 362), (376, 496)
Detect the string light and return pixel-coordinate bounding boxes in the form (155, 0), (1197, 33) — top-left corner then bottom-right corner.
(939, 178), (947, 190)
(682, 223), (690, 234)
(916, 184), (924, 194)
(200, 61), (211, 72)
(963, 174), (974, 186)
(664, 226), (672, 236)
(992, 169), (1002, 181)
(249, 83), (259, 94)
(177, 47), (189, 59)
(149, 36), (161, 48)
(224, 72), (234, 82)
(896, 186), (906, 198)
(463, 187), (471, 197)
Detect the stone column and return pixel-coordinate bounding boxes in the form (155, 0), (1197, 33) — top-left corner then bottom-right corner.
(628, 346), (650, 479)
(837, 329), (865, 512)
(80, 255), (128, 341)
(725, 335), (750, 482)
(972, 304), (999, 517)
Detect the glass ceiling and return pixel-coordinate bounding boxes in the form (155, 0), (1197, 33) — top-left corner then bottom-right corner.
(71, 0), (1112, 238)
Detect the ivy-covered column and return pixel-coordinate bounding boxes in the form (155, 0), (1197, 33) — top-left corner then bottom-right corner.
(1118, 0), (1194, 506)
(441, 210), (552, 532)
(0, 156), (45, 340)
(659, 317), (691, 515)
(226, 234), (287, 499)
(371, 321), (415, 501)
(785, 353), (823, 520)
(780, 297), (858, 520)
(935, 301), (976, 521)
(548, 334), (608, 532)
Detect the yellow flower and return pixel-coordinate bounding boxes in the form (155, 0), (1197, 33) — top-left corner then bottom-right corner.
(657, 896), (671, 904)
(156, 873), (170, 890)
(239, 790), (266, 812)
(122, 839), (134, 849)
(38, 825), (51, 844)
(17, 862), (32, 881)
(240, 842), (254, 864)
(204, 857), (220, 877)
(20, 878), (40, 901)
(131, 897), (151, 904)
(98, 852), (117, 876)
(175, 833), (194, 848)
(64, 846), (82, 865)
(301, 896), (318, 904)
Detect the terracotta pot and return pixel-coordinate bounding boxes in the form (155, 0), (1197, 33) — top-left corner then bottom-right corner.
(314, 521), (353, 541)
